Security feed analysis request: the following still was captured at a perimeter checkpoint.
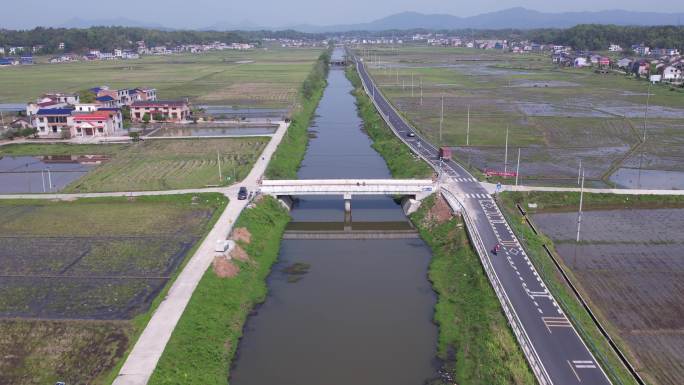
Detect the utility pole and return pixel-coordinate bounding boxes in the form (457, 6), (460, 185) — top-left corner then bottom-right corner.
(402, 79), (405, 90)
(515, 148), (521, 186)
(577, 159), (582, 185)
(41, 169), (46, 193)
(411, 73), (414, 97)
(576, 170), (585, 243)
(396, 67), (399, 85)
(420, 78), (423, 105)
(504, 125), (509, 174)
(439, 94), (444, 144)
(643, 81), (651, 142)
(466, 104), (470, 146)
(217, 150), (222, 183)
(47, 167), (52, 192)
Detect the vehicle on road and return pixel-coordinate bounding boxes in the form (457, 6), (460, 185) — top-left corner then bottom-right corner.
(406, 132), (416, 138)
(492, 243), (501, 255)
(439, 146), (452, 160)
(238, 187), (248, 200)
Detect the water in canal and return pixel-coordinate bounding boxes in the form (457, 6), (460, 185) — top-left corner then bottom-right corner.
(230, 49), (438, 384)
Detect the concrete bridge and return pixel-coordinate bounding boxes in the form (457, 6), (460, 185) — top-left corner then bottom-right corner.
(259, 178), (436, 216)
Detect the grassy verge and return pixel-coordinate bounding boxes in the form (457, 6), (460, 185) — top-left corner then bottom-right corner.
(266, 50), (331, 179)
(410, 195), (535, 385)
(148, 196), (289, 385)
(498, 191), (642, 385)
(346, 66), (433, 179)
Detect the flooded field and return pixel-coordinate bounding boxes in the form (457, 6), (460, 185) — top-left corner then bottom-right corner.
(0, 155), (98, 193)
(365, 46), (684, 187)
(609, 168), (684, 189)
(0, 196), (223, 319)
(532, 208), (684, 385)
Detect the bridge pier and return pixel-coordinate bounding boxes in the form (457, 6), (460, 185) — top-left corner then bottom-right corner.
(344, 193), (352, 231)
(277, 195), (294, 211)
(401, 196), (423, 216)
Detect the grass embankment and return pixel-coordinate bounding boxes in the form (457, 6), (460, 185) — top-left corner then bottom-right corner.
(498, 191), (643, 385)
(148, 196), (289, 385)
(266, 50), (330, 179)
(410, 195), (535, 384)
(346, 66), (433, 178)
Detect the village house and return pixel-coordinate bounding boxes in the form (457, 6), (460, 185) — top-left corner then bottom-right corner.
(608, 44), (622, 52)
(33, 108), (73, 137)
(574, 57), (589, 68)
(661, 65), (682, 81)
(130, 100), (191, 123)
(69, 110), (122, 137)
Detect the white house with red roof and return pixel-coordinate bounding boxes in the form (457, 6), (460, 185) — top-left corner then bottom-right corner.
(69, 110), (122, 137)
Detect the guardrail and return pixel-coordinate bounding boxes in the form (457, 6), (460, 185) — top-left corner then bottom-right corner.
(441, 188), (552, 385)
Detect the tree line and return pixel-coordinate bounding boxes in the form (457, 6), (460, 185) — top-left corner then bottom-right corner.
(525, 24), (684, 52)
(0, 27), (322, 55)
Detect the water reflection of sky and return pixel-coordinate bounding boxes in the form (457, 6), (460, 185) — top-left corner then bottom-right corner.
(0, 156), (94, 193)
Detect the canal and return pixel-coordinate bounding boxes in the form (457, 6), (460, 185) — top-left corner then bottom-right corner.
(230, 48), (439, 384)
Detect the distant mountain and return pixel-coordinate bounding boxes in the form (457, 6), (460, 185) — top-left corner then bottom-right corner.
(290, 8), (684, 32)
(55, 17), (168, 30)
(203, 20), (267, 31)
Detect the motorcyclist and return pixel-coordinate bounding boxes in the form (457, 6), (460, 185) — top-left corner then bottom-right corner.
(492, 243), (501, 255)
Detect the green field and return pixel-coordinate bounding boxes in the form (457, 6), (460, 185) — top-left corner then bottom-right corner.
(0, 138), (267, 192)
(0, 194), (227, 385)
(361, 46), (684, 187)
(0, 47), (323, 107)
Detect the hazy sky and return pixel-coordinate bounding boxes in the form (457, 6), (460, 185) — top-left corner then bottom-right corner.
(3, 0), (684, 29)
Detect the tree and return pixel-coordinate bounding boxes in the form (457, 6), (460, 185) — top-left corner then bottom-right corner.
(142, 113), (151, 125)
(78, 89), (96, 103)
(129, 131), (141, 142)
(152, 112), (164, 122)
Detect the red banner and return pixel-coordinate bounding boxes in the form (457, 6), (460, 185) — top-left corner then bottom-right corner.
(485, 169), (518, 177)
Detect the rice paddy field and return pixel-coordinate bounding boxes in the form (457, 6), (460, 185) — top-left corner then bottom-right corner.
(0, 138), (267, 192)
(361, 46), (684, 188)
(0, 47), (323, 108)
(502, 191), (684, 385)
(0, 194), (227, 385)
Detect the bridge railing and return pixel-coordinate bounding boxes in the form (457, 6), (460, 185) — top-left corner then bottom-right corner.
(441, 187), (552, 385)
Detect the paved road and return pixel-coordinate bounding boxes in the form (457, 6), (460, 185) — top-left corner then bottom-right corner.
(492, 182), (684, 196)
(111, 121), (288, 385)
(356, 57), (613, 385)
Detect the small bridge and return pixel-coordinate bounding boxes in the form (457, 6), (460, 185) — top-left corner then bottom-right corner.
(259, 179), (436, 216)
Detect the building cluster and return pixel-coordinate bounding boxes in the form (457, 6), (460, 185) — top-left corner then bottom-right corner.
(550, 44), (683, 83)
(0, 40), (255, 66)
(263, 38), (327, 48)
(23, 86), (191, 138)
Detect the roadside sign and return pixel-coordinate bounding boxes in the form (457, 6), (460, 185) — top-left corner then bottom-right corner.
(496, 182), (502, 193)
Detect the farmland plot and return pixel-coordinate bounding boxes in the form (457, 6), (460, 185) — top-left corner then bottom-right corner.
(0, 194), (225, 384)
(532, 208), (684, 385)
(363, 46), (684, 187)
(0, 138), (267, 193)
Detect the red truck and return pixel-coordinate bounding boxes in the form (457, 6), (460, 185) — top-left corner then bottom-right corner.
(439, 146), (452, 160)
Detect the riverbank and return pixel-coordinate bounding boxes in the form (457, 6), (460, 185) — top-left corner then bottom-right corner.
(147, 196), (289, 385)
(409, 195), (535, 384)
(266, 50), (331, 179)
(346, 66), (433, 179)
